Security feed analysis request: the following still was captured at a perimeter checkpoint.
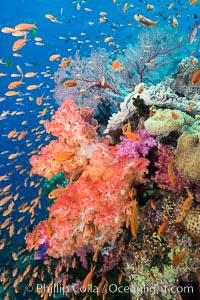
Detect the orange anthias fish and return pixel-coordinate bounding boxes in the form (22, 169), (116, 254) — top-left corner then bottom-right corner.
(15, 23), (37, 31)
(191, 68), (200, 84)
(158, 215), (169, 236)
(49, 54), (60, 61)
(175, 189), (193, 222)
(123, 131), (141, 142)
(53, 151), (74, 162)
(60, 58), (72, 68)
(82, 265), (96, 289)
(167, 159), (176, 186)
(8, 80), (24, 89)
(111, 60), (123, 71)
(189, 0), (197, 4)
(172, 250), (188, 267)
(48, 187), (69, 199)
(134, 14), (158, 27)
(12, 35), (27, 51)
(18, 131), (28, 140)
(63, 79), (77, 87)
(130, 199), (138, 238)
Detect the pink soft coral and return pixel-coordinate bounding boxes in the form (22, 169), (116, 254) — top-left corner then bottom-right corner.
(26, 147), (149, 258)
(30, 99), (98, 179)
(26, 98), (150, 259)
(44, 98), (97, 145)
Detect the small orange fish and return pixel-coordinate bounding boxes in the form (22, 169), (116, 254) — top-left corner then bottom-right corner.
(111, 60), (123, 71)
(5, 91), (20, 96)
(53, 151), (74, 162)
(26, 83), (43, 90)
(49, 54), (60, 61)
(189, 0), (197, 5)
(134, 14), (158, 27)
(48, 187), (69, 199)
(60, 58), (72, 68)
(8, 80), (24, 89)
(18, 131), (28, 140)
(158, 215), (169, 236)
(63, 79), (77, 87)
(167, 159), (176, 186)
(172, 250), (188, 267)
(8, 129), (17, 138)
(123, 131), (141, 142)
(36, 92), (45, 105)
(15, 23), (37, 31)
(175, 189), (193, 222)
(146, 4), (154, 10)
(123, 2), (128, 13)
(82, 265), (96, 289)
(191, 68), (200, 84)
(47, 216), (52, 239)
(24, 72), (37, 78)
(172, 17), (178, 28)
(100, 75), (105, 86)
(12, 35), (27, 51)
(130, 199), (138, 238)
(1, 27), (17, 34)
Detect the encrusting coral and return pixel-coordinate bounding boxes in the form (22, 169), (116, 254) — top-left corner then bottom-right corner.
(144, 108), (194, 136)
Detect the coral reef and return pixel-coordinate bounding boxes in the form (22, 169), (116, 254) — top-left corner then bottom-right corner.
(21, 55), (200, 300)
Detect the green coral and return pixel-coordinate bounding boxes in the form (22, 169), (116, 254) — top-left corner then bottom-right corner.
(42, 170), (69, 197)
(144, 108), (194, 136)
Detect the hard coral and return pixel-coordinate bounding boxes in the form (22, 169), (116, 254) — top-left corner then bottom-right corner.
(176, 121), (200, 182)
(144, 108), (194, 136)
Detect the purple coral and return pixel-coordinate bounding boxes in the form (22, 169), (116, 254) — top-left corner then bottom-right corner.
(116, 129), (157, 158)
(152, 145), (191, 193)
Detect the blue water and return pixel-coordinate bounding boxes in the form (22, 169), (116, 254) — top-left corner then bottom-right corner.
(0, 0), (199, 299)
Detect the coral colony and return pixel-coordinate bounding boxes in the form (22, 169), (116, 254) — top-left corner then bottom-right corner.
(3, 27), (200, 300)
